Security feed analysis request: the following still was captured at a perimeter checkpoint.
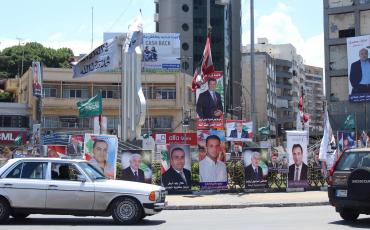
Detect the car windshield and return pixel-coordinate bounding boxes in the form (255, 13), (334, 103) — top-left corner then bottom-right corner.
(78, 162), (106, 180)
(336, 151), (370, 171)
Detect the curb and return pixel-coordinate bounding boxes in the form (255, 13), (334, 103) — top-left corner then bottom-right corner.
(164, 201), (329, 210)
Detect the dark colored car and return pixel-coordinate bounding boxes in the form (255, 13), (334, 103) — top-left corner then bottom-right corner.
(328, 148), (370, 221)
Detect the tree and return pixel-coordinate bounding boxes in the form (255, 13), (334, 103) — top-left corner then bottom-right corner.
(0, 42), (74, 78)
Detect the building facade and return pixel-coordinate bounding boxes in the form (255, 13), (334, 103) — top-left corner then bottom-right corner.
(155, 0), (242, 117)
(324, 0), (370, 130)
(244, 39), (306, 134)
(19, 68), (194, 136)
(241, 51), (277, 136)
(304, 65), (325, 137)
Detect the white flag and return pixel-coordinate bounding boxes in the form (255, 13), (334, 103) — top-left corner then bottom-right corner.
(124, 13), (143, 53)
(72, 37), (120, 78)
(319, 110), (332, 161)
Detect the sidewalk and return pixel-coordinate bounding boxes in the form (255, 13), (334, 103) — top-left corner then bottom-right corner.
(165, 191), (329, 210)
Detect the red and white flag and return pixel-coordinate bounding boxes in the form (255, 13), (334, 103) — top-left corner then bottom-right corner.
(201, 32), (215, 75)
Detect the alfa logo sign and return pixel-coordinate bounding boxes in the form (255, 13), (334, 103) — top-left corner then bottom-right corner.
(165, 133), (197, 145)
(0, 131), (26, 144)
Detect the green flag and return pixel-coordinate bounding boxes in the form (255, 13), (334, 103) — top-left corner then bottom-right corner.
(343, 114), (355, 130)
(77, 92), (102, 117)
(14, 134), (23, 145)
(258, 126), (270, 135)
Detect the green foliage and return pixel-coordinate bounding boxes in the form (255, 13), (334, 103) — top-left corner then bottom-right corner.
(0, 42), (74, 78)
(115, 162), (122, 179)
(0, 91), (12, 102)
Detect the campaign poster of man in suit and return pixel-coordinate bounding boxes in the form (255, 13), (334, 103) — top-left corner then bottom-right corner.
(347, 35), (370, 102)
(243, 149), (268, 189)
(121, 150), (153, 184)
(196, 78), (223, 119)
(225, 120), (252, 141)
(161, 145), (191, 192)
(67, 135), (83, 159)
(286, 131), (309, 188)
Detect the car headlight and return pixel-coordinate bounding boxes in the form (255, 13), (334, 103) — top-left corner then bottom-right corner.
(149, 191), (161, 201)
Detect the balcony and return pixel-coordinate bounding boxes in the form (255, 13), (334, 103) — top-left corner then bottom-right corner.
(43, 98), (121, 109)
(276, 83), (292, 90)
(276, 71), (291, 79)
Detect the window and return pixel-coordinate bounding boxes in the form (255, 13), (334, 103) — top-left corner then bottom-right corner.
(182, 23), (189, 31)
(43, 116), (59, 128)
(360, 10), (370, 35)
(51, 163), (83, 181)
(328, 13), (355, 39)
(20, 162), (47, 179)
(144, 116), (172, 130)
(6, 163), (23, 178)
(0, 116), (28, 128)
(63, 88), (89, 98)
(328, 0), (354, 8)
(182, 4), (189, 12)
(107, 116), (119, 129)
(43, 87), (57, 97)
(100, 89), (120, 99)
(155, 88), (176, 99)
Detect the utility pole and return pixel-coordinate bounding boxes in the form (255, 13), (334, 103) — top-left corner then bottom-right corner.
(250, 0), (257, 142)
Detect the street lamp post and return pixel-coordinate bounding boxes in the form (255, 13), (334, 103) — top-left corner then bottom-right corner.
(234, 80), (251, 120)
(177, 56), (192, 144)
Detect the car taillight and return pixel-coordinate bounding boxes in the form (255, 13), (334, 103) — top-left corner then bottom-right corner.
(328, 153), (344, 186)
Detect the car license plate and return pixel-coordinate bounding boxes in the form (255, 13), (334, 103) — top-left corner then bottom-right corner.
(336, 189), (347, 197)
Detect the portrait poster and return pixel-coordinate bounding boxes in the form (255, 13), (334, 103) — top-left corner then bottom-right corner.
(347, 35), (370, 102)
(67, 135), (84, 159)
(84, 134), (118, 179)
(161, 144), (191, 191)
(197, 129), (227, 190)
(225, 120), (253, 141)
(32, 61), (42, 97)
(196, 71), (224, 130)
(46, 145), (67, 158)
(121, 149), (153, 184)
(337, 131), (356, 153)
(286, 131), (309, 188)
(243, 147), (269, 189)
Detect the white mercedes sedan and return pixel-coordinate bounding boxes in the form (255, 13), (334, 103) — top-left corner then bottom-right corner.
(0, 158), (166, 224)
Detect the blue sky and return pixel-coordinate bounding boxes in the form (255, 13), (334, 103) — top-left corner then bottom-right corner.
(0, 0), (324, 67)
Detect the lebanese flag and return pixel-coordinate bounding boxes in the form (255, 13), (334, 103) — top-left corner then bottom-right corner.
(201, 32), (215, 75)
(298, 96), (303, 111)
(191, 68), (200, 92)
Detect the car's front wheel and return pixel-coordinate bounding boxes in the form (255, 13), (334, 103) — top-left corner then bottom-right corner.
(111, 197), (143, 225)
(11, 213), (29, 219)
(0, 198), (10, 224)
(339, 208), (359, 221)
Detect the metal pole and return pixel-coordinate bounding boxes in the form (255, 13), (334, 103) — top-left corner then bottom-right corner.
(250, 0), (257, 141)
(207, 0), (210, 27)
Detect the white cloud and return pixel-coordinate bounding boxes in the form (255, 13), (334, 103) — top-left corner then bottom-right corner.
(242, 4), (324, 68)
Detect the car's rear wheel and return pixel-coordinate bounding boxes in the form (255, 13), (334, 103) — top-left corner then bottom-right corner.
(0, 198), (10, 224)
(339, 209), (359, 221)
(11, 213), (29, 219)
(111, 197), (143, 225)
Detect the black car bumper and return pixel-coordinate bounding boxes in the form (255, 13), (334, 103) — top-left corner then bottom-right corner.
(328, 187), (370, 214)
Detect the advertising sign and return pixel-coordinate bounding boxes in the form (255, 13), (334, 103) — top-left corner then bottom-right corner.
(347, 35), (370, 102)
(286, 131), (309, 188)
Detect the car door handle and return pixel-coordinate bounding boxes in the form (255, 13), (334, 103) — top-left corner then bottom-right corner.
(4, 183), (12, 186)
(49, 185), (58, 188)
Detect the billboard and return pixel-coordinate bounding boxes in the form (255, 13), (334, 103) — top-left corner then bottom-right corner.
(32, 61), (42, 97)
(225, 120), (253, 142)
(103, 32), (181, 73)
(120, 149), (153, 184)
(142, 33), (180, 72)
(286, 131), (309, 188)
(243, 147), (269, 189)
(84, 134), (118, 179)
(347, 35), (370, 102)
(196, 71), (225, 129)
(161, 144), (191, 191)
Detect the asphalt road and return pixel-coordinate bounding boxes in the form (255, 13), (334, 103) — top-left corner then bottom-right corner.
(0, 206), (369, 230)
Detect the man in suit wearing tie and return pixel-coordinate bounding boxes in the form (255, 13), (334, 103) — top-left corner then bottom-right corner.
(161, 147), (191, 191)
(121, 154), (145, 183)
(349, 48), (370, 95)
(288, 144), (308, 181)
(230, 144), (242, 159)
(244, 151), (264, 181)
(196, 78), (223, 119)
(229, 122), (249, 139)
(67, 136), (82, 158)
